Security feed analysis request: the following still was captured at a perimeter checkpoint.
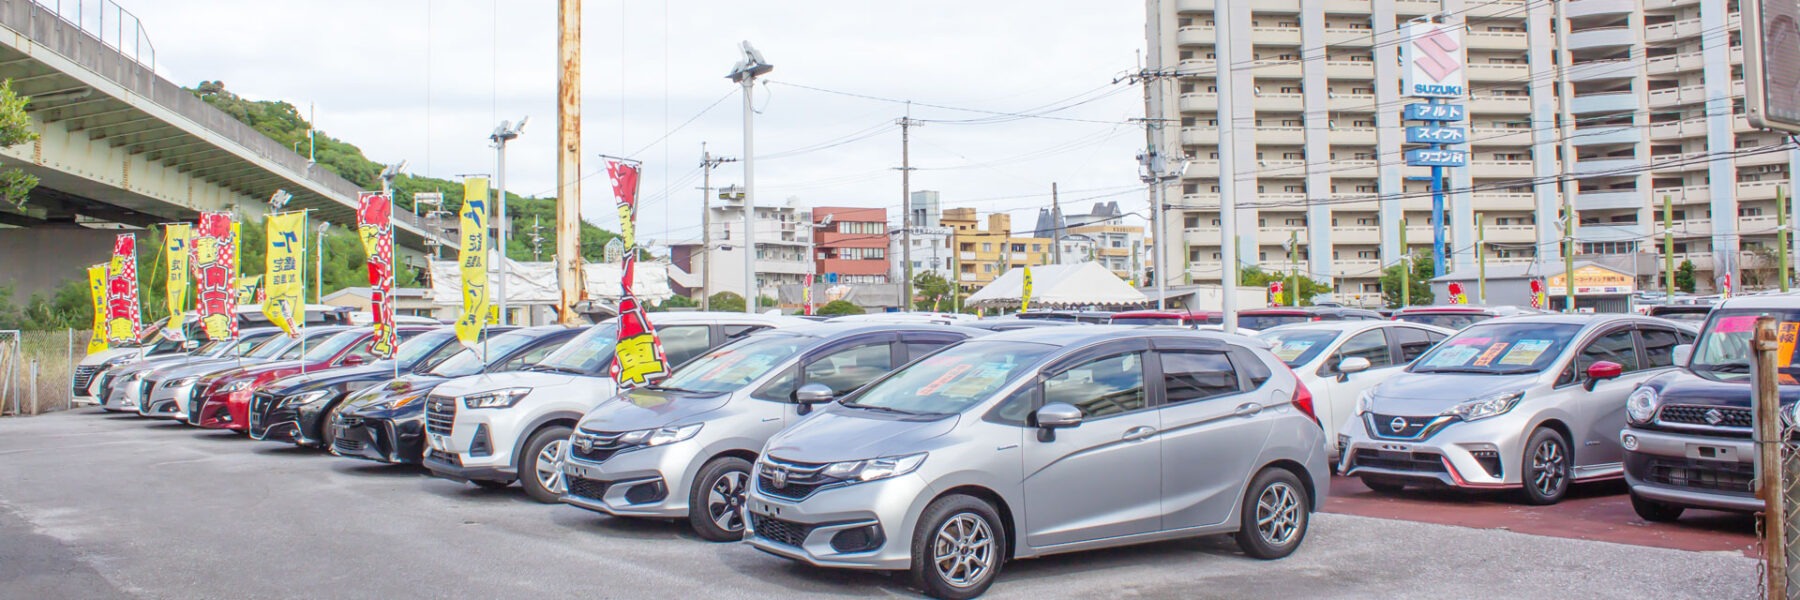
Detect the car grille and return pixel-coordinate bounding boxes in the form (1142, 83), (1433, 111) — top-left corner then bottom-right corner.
(71, 365), (98, 394)
(333, 437), (365, 453)
(752, 513), (813, 547)
(756, 458), (845, 502)
(425, 394), (456, 436)
(186, 387), (206, 423)
(1364, 413), (1453, 441)
(1657, 404), (1753, 430)
(568, 429), (631, 463)
(1352, 448), (1448, 474)
(567, 476), (609, 501)
(248, 392), (277, 435)
(1642, 457), (1755, 494)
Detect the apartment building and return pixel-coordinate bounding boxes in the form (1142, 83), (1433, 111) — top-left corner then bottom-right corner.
(1032, 201), (1147, 282)
(943, 207), (1054, 292)
(812, 206), (891, 285)
(1147, 0), (1800, 302)
(666, 189), (812, 302)
(890, 190), (956, 284)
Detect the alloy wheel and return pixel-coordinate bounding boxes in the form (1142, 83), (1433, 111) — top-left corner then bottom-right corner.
(932, 513), (994, 589)
(707, 470), (749, 532)
(1531, 438), (1566, 497)
(536, 439), (567, 495)
(1256, 481), (1302, 547)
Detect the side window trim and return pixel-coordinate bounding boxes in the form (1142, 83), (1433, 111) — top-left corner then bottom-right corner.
(1040, 350), (1152, 420)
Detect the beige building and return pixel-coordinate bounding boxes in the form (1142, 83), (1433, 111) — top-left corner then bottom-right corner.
(944, 207), (1055, 292)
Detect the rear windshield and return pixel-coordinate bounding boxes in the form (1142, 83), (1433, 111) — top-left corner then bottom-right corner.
(1256, 329), (1341, 367)
(1395, 313), (1493, 330)
(429, 330), (544, 377)
(1238, 314), (1311, 330)
(1111, 317), (1181, 326)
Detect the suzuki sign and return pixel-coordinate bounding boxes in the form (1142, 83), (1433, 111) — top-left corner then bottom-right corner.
(1402, 20), (1466, 98)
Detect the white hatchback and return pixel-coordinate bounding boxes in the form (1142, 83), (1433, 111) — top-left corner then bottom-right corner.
(1258, 320), (1455, 459)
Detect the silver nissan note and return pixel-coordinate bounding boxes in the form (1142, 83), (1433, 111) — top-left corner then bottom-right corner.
(744, 326), (1329, 600)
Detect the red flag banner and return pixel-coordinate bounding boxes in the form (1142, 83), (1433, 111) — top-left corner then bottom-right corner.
(606, 159), (668, 389)
(608, 160), (642, 249)
(105, 234), (142, 343)
(804, 273), (815, 316)
(358, 192), (397, 357)
(194, 212), (240, 340)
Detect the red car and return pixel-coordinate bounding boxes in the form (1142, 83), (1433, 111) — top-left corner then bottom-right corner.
(190, 326), (431, 431)
(1108, 309), (1223, 327)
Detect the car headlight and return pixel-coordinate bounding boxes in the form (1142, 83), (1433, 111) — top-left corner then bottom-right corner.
(164, 376), (197, 388)
(1442, 391), (1525, 422)
(617, 423), (704, 447)
(1355, 389), (1375, 416)
(462, 388), (532, 409)
(1626, 387), (1660, 425)
(378, 392), (427, 410)
(283, 389), (334, 408)
(104, 356), (132, 367)
(222, 380), (252, 393)
(819, 453), (928, 483)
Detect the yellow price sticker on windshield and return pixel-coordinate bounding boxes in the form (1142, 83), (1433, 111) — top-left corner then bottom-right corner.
(1779, 322), (1799, 369)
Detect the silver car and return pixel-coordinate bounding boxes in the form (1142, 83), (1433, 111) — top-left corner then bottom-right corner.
(744, 326), (1328, 600)
(560, 323), (980, 541)
(1338, 314), (1688, 505)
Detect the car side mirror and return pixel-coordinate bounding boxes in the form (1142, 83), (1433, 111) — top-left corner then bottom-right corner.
(1034, 402), (1084, 442)
(1336, 356), (1372, 382)
(341, 355), (366, 367)
(1672, 344), (1692, 367)
(794, 383), (834, 415)
(1583, 361), (1623, 391)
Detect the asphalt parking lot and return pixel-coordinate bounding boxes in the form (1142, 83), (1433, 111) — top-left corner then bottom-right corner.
(0, 410), (1758, 599)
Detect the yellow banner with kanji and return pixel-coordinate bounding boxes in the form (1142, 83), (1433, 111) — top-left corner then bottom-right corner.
(86, 264), (109, 353)
(165, 223), (191, 338)
(455, 177), (491, 347)
(262, 211), (307, 336)
(1020, 265), (1033, 313)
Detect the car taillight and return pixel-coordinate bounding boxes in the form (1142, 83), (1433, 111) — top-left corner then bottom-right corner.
(1292, 378), (1319, 427)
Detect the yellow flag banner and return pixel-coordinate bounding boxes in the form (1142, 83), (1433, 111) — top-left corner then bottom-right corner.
(236, 275), (261, 305)
(262, 211), (307, 337)
(165, 223), (192, 339)
(86, 264), (109, 353)
(455, 177), (491, 347)
(1020, 265), (1034, 313)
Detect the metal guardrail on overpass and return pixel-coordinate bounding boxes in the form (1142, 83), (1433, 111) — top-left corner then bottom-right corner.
(0, 0), (447, 249)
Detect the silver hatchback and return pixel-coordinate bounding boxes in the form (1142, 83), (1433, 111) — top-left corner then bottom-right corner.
(744, 326), (1328, 600)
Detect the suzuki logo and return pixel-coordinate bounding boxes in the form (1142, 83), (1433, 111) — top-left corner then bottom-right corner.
(1390, 417), (1408, 433)
(1413, 27), (1463, 81)
(1703, 409), (1725, 426)
(769, 467), (788, 489)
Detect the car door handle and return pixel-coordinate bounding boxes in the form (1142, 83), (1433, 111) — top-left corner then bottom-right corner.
(1121, 426), (1156, 441)
(761, 417), (781, 422)
(1234, 402), (1263, 417)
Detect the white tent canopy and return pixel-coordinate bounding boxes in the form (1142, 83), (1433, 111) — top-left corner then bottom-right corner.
(964, 262), (1149, 309)
(427, 253), (674, 308)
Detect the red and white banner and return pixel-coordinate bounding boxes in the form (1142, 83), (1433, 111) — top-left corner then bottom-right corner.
(1528, 279), (1546, 310)
(358, 192), (397, 357)
(804, 273), (815, 316)
(606, 159), (669, 389)
(1446, 282), (1467, 305)
(194, 212), (240, 340)
(104, 234), (141, 343)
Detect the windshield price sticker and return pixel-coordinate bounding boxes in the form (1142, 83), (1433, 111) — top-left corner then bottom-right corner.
(1781, 322), (1800, 369)
(1471, 343), (1510, 367)
(1499, 339), (1553, 365)
(1274, 341), (1316, 361)
(1426, 345), (1482, 367)
(917, 364), (973, 396)
(941, 364), (1015, 399)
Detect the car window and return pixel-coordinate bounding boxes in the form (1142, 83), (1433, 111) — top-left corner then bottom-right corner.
(1160, 351), (1240, 405)
(988, 384), (1037, 426)
(659, 326), (712, 367)
(1393, 327), (1438, 362)
(1043, 352), (1146, 418)
(905, 340), (955, 362)
(803, 343), (895, 397)
(723, 324), (769, 340)
(1641, 328), (1680, 369)
(1577, 329), (1641, 373)
(498, 339), (562, 371)
(1331, 330), (1392, 371)
(1677, 329), (1696, 345)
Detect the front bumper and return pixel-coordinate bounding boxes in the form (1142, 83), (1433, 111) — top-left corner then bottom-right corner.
(193, 389), (250, 431)
(423, 450), (516, 483)
(1621, 427), (1760, 513)
(332, 412), (427, 465)
(559, 442), (704, 519)
(742, 472), (931, 571)
(1338, 411), (1519, 489)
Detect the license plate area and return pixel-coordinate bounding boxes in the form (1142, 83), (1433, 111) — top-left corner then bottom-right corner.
(1686, 444), (1737, 462)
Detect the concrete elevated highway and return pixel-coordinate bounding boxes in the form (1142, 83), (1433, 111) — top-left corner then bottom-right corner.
(0, 0), (450, 297)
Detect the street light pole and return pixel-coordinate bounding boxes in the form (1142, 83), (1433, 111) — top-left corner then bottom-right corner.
(490, 117), (527, 326)
(315, 221), (330, 304)
(728, 42), (773, 314)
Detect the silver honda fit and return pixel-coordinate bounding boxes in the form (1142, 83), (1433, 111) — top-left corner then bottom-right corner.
(744, 326), (1329, 600)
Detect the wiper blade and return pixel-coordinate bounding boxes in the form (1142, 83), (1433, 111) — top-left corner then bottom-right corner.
(645, 384), (699, 393)
(1700, 362), (1752, 372)
(1416, 366), (1526, 375)
(841, 402), (914, 415)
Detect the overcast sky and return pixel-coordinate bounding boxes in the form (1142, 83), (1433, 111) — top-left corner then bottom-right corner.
(135, 0), (1149, 241)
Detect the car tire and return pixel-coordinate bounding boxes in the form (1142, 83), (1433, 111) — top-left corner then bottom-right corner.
(1361, 476), (1408, 495)
(688, 456), (754, 542)
(317, 402), (345, 449)
(910, 494), (1006, 600)
(1235, 468), (1311, 560)
(518, 425), (573, 503)
(1520, 428), (1571, 506)
(1630, 492), (1685, 522)
(471, 479), (511, 490)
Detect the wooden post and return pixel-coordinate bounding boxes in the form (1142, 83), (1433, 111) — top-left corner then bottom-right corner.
(554, 0), (585, 325)
(1754, 316), (1786, 600)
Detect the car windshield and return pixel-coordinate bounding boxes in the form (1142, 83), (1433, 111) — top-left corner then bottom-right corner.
(1238, 314), (1311, 330)
(301, 330), (368, 362)
(1256, 329), (1341, 367)
(1691, 309), (1800, 382)
(842, 340), (1054, 415)
(1111, 317), (1181, 326)
(1409, 322), (1583, 374)
(533, 324), (621, 374)
(1395, 312), (1493, 330)
(392, 330), (455, 366)
(428, 330), (542, 377)
(244, 333), (300, 359)
(654, 334), (812, 394)
(1652, 311), (1711, 322)
(194, 340), (231, 356)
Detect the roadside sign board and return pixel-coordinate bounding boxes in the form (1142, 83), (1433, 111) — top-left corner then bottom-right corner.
(1406, 126), (1467, 144)
(1404, 103), (1465, 121)
(1401, 20), (1467, 98)
(1746, 0), (1800, 133)
(1405, 148), (1469, 168)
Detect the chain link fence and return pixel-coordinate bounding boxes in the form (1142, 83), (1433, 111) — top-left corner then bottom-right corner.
(0, 329), (88, 416)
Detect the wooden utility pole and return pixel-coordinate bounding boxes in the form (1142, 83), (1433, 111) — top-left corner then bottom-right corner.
(697, 143), (736, 312)
(899, 115), (920, 308)
(1664, 194), (1676, 301)
(1753, 316), (1786, 600)
(555, 0), (584, 325)
(1051, 182), (1063, 264)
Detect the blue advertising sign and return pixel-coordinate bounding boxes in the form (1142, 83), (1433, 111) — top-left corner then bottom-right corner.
(1405, 148), (1468, 167)
(1406, 126), (1467, 144)
(1404, 103), (1465, 121)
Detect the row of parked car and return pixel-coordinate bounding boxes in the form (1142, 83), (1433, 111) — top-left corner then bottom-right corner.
(70, 295), (1783, 598)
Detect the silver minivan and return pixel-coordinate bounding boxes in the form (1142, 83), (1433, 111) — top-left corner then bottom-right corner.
(744, 326), (1328, 600)
(560, 323), (980, 541)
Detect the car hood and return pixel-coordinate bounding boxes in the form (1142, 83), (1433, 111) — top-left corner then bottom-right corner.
(432, 371), (594, 399)
(1650, 369), (1800, 409)
(79, 347), (139, 367)
(1369, 372), (1541, 415)
(578, 388), (729, 432)
(150, 358), (271, 382)
(340, 373), (446, 411)
(266, 363), (403, 396)
(763, 407), (960, 464)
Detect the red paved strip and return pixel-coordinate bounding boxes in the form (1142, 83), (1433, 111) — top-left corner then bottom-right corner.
(1323, 476), (1757, 556)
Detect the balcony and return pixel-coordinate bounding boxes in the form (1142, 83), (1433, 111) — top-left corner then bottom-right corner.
(1568, 26), (1636, 51)
(1647, 84), (1706, 109)
(1571, 125), (1640, 146)
(1570, 91), (1637, 115)
(1740, 180), (1786, 201)
(1469, 160), (1536, 179)
(1322, 28), (1373, 47)
(1572, 157), (1641, 177)
(1566, 59), (1637, 82)
(1741, 214), (1780, 231)
(1645, 18), (1702, 44)
(1243, 61), (1302, 78)
(1329, 126), (1377, 145)
(1575, 189), (1643, 211)
(1577, 222), (1648, 242)
(1673, 219), (1712, 236)
(1324, 62), (1375, 80)
(1473, 192), (1537, 211)
(1568, 0), (1636, 17)
(1468, 95), (1531, 114)
(1469, 127), (1533, 147)
(1251, 26), (1303, 45)
(1177, 26), (1214, 46)
(1254, 126), (1305, 145)
(1736, 150), (1790, 168)
(1646, 53), (1702, 76)
(1180, 92), (1217, 113)
(1467, 31), (1528, 51)
(1467, 62), (1529, 82)
(1253, 93), (1304, 112)
(1181, 127), (1218, 146)
(1332, 259), (1383, 277)
(1333, 226), (1382, 245)
(1483, 225), (1538, 244)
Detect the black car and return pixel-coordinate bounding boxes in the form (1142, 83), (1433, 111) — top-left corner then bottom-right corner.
(247, 326), (477, 448)
(330, 325), (581, 465)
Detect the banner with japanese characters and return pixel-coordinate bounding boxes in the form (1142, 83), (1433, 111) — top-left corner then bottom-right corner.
(358, 192), (397, 357)
(455, 177), (491, 347)
(606, 159), (669, 389)
(193, 212), (239, 340)
(105, 234), (141, 344)
(164, 223), (192, 340)
(804, 273), (814, 316)
(1020, 265), (1033, 312)
(262, 211), (307, 337)
(86, 264), (109, 353)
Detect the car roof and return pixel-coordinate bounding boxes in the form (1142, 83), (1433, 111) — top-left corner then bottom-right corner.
(1482, 313), (1650, 327)
(976, 324), (1249, 348)
(1111, 310), (1219, 318)
(617, 311), (811, 326)
(1713, 293), (1800, 311)
(757, 322), (987, 340)
(1260, 320), (1449, 334)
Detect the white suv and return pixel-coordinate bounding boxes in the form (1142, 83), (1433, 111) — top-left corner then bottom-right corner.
(422, 312), (807, 502)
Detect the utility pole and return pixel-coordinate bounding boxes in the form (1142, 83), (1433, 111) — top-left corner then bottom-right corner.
(1287, 230), (1299, 307)
(729, 42), (773, 314)
(490, 117), (527, 326)
(554, 0), (585, 325)
(1780, 186), (1791, 292)
(1553, 0), (1579, 313)
(1476, 213), (1487, 304)
(698, 143), (736, 311)
(1400, 217), (1410, 307)
(315, 220), (329, 304)
(898, 114), (920, 310)
(530, 215), (545, 261)
(1051, 182), (1063, 264)
(1664, 194), (1675, 302)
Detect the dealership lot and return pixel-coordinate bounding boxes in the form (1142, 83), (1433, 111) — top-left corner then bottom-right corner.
(0, 411), (1756, 599)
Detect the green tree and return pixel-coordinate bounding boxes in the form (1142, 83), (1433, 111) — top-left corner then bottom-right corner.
(708, 292), (746, 313)
(913, 271), (954, 311)
(653, 295), (698, 311)
(0, 80), (39, 208)
(816, 300), (865, 316)
(1236, 265), (1333, 306)
(1675, 259), (1696, 293)
(1378, 252), (1435, 308)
